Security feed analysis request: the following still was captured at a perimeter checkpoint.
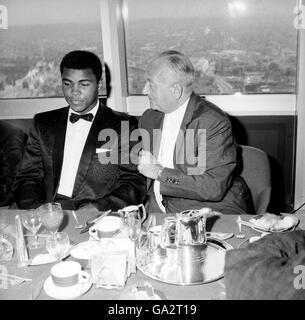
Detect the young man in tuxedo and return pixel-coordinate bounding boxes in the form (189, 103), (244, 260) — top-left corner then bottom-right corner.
(13, 50), (147, 211)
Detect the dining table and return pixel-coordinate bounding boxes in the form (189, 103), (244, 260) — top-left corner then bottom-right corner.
(1, 206), (305, 300)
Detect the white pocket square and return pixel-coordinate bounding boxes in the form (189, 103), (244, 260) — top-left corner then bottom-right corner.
(96, 148), (112, 153)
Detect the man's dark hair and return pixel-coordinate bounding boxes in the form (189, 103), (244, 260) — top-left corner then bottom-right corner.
(60, 50), (103, 82)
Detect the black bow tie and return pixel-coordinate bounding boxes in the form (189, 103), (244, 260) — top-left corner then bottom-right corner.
(69, 112), (94, 123)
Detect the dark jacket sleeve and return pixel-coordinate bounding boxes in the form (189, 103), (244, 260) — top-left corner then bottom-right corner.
(12, 116), (45, 209)
(94, 116), (147, 211)
(139, 102), (236, 203)
(224, 230), (305, 300)
(158, 114), (236, 202)
(0, 125), (27, 206)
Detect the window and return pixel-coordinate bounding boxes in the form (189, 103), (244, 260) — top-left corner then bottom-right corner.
(124, 0), (297, 95)
(0, 0), (104, 99)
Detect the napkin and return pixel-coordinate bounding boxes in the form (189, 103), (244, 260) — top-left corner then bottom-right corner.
(89, 228), (136, 276)
(91, 251), (127, 288)
(224, 230), (305, 300)
(99, 238), (136, 276)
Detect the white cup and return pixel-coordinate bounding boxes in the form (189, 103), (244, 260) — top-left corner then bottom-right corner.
(51, 261), (89, 287)
(89, 216), (122, 240)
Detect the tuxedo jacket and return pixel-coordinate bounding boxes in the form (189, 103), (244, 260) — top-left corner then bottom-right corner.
(139, 93), (254, 215)
(13, 101), (147, 210)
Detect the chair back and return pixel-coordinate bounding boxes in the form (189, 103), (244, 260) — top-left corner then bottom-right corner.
(236, 145), (271, 214)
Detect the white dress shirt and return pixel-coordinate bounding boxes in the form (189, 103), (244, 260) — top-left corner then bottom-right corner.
(154, 98), (189, 212)
(57, 101), (99, 197)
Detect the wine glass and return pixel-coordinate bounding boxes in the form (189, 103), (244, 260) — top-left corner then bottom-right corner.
(0, 211), (8, 240)
(39, 202), (64, 234)
(21, 209), (44, 249)
(45, 232), (70, 261)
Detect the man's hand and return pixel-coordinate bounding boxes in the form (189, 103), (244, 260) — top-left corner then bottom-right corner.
(137, 150), (163, 180)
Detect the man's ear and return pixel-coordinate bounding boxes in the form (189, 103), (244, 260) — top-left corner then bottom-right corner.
(171, 83), (183, 100)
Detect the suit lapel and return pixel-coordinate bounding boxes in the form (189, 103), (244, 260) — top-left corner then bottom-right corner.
(53, 107), (69, 197)
(72, 102), (105, 196)
(145, 111), (164, 190)
(151, 112), (164, 158)
(179, 93), (197, 133)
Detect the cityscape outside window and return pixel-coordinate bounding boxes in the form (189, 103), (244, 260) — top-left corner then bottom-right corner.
(124, 0), (297, 95)
(0, 0), (104, 99)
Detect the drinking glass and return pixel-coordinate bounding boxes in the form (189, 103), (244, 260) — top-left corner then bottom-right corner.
(21, 209), (43, 249)
(125, 215), (142, 242)
(39, 202), (64, 234)
(0, 213), (13, 261)
(45, 232), (70, 261)
(0, 211), (8, 240)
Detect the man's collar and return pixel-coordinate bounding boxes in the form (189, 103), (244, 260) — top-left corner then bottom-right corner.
(68, 99), (99, 118)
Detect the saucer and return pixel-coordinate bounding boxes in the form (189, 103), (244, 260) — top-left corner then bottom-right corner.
(249, 214), (299, 233)
(95, 216), (121, 235)
(90, 216), (122, 239)
(30, 246), (72, 266)
(43, 271), (92, 300)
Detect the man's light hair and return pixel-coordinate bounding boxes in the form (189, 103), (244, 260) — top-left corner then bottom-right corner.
(151, 50), (195, 90)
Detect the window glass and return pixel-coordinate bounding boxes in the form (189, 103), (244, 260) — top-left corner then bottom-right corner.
(0, 0), (104, 99)
(124, 0), (297, 95)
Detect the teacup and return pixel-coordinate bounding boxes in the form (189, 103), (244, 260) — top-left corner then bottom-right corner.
(51, 261), (89, 287)
(89, 216), (122, 240)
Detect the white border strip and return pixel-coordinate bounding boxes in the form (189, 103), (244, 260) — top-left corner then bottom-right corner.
(127, 94), (296, 117)
(0, 94), (296, 119)
(294, 7), (305, 209)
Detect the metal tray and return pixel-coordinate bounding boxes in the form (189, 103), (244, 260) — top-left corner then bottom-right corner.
(136, 237), (233, 286)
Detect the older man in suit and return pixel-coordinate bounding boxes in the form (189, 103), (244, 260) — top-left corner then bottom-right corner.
(138, 50), (254, 216)
(13, 50), (147, 211)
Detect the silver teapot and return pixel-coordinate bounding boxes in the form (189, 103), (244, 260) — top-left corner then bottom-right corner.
(160, 208), (214, 284)
(160, 208), (212, 248)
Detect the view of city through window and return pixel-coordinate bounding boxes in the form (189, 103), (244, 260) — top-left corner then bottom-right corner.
(125, 0), (297, 95)
(0, 0), (103, 99)
(0, 0), (298, 99)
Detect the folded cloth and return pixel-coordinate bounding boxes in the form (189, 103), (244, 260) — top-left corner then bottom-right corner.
(98, 238), (136, 276)
(91, 252), (127, 288)
(224, 230), (305, 300)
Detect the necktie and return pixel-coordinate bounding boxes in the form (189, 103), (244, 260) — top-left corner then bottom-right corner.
(69, 112), (94, 123)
